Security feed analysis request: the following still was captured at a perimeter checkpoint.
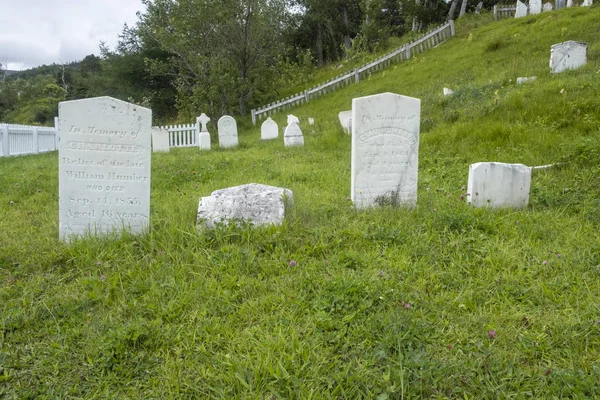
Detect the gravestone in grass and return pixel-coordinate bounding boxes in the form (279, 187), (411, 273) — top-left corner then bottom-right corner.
(567, 0), (573, 7)
(543, 2), (553, 11)
(58, 96), (151, 242)
(217, 115), (238, 148)
(530, 0), (542, 14)
(151, 127), (170, 152)
(466, 162), (531, 208)
(261, 117), (278, 140)
(475, 1), (483, 13)
(555, 0), (565, 9)
(581, 0), (592, 6)
(550, 41), (587, 74)
(197, 113), (211, 150)
(351, 92), (420, 209)
(515, 0), (528, 17)
(338, 110), (352, 134)
(284, 122), (304, 147)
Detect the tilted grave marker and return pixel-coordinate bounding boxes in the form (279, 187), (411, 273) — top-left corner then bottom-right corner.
(550, 41), (587, 74)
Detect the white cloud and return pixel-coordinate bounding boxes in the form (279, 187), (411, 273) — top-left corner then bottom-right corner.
(0, 0), (144, 70)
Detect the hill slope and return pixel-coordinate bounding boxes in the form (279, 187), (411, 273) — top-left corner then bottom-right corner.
(1, 7), (599, 398)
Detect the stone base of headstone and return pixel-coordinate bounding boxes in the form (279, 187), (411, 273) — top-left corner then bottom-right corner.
(199, 132), (211, 150)
(550, 41), (587, 74)
(197, 183), (293, 228)
(467, 162), (531, 208)
(152, 127), (170, 152)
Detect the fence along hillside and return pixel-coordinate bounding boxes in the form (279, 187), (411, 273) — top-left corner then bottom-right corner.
(0, 122), (59, 157)
(250, 20), (455, 125)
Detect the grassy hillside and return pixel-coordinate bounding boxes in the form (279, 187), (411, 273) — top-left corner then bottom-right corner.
(1, 7), (600, 398)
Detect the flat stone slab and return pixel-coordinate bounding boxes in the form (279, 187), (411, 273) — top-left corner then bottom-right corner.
(550, 41), (587, 74)
(467, 162), (531, 208)
(197, 183), (293, 228)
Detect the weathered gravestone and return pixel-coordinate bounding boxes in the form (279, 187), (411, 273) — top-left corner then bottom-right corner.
(197, 183), (293, 228)
(555, 0), (565, 9)
(261, 117), (279, 141)
(550, 41), (587, 73)
(58, 96), (151, 242)
(351, 92), (420, 209)
(338, 110), (352, 134)
(475, 1), (484, 13)
(151, 127), (170, 152)
(284, 122), (304, 147)
(516, 76), (537, 85)
(197, 113), (211, 150)
(217, 115), (239, 148)
(515, 0), (528, 17)
(530, 0), (542, 14)
(582, 0), (592, 6)
(467, 162), (531, 208)
(543, 2), (553, 11)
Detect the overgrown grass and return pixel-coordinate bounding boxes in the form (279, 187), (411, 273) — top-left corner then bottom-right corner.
(2, 7), (600, 398)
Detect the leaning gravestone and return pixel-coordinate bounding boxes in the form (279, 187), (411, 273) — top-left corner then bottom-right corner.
(467, 162), (531, 208)
(197, 113), (211, 150)
(217, 115), (239, 148)
(475, 1), (483, 13)
(543, 2), (553, 11)
(581, 0), (592, 6)
(197, 183), (293, 228)
(151, 127), (170, 152)
(284, 122), (304, 147)
(530, 0), (542, 14)
(261, 117), (279, 140)
(58, 96), (151, 242)
(515, 0), (528, 17)
(338, 110), (352, 134)
(351, 92), (420, 209)
(550, 41), (587, 74)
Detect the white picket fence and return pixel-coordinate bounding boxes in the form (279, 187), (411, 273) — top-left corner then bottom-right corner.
(0, 122), (59, 157)
(155, 122), (199, 148)
(250, 20), (455, 125)
(493, 5), (517, 19)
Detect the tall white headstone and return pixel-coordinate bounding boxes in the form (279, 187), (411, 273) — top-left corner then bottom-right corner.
(261, 117), (279, 141)
(530, 0), (542, 14)
(543, 2), (553, 11)
(550, 41), (587, 74)
(351, 92), (420, 209)
(58, 97), (151, 242)
(467, 162), (531, 208)
(217, 115), (239, 148)
(151, 127), (170, 152)
(555, 0), (565, 9)
(197, 113), (211, 150)
(284, 123), (304, 147)
(515, 0), (528, 17)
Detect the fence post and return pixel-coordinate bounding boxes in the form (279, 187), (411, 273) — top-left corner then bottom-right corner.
(32, 127), (39, 154)
(251, 109), (257, 125)
(354, 69), (360, 83)
(449, 20), (455, 36)
(54, 116), (60, 150)
(493, 5), (498, 20)
(1, 124), (9, 157)
(405, 45), (411, 59)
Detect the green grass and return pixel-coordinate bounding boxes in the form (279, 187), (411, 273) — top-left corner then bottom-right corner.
(2, 7), (600, 398)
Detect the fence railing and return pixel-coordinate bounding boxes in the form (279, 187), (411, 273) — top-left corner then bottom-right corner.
(0, 121), (59, 157)
(155, 123), (198, 148)
(493, 5), (517, 20)
(250, 20), (455, 125)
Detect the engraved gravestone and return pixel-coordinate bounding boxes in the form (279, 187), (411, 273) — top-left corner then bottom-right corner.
(467, 162), (531, 208)
(550, 41), (587, 74)
(58, 96), (151, 242)
(515, 0), (528, 17)
(351, 92), (420, 208)
(530, 0), (542, 14)
(151, 127), (170, 152)
(217, 115), (238, 148)
(261, 117), (279, 140)
(197, 113), (211, 150)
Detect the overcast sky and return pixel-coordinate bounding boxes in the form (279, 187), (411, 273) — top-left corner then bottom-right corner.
(0, 0), (144, 71)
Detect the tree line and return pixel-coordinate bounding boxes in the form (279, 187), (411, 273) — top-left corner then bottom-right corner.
(0, 0), (494, 126)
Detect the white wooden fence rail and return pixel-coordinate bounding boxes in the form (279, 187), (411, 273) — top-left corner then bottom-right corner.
(0, 122), (59, 157)
(493, 5), (517, 20)
(155, 123), (198, 148)
(250, 20), (456, 125)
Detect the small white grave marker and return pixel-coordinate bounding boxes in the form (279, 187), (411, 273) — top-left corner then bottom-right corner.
(581, 0), (592, 6)
(152, 127), (170, 152)
(351, 92), (420, 208)
(261, 117), (278, 141)
(467, 162), (531, 208)
(217, 115), (239, 148)
(515, 0), (528, 17)
(516, 76), (537, 85)
(284, 122), (304, 147)
(543, 2), (553, 11)
(308, 117), (315, 125)
(530, 0), (542, 14)
(443, 87), (454, 96)
(338, 110), (352, 134)
(550, 41), (587, 74)
(58, 96), (151, 242)
(197, 113), (211, 150)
